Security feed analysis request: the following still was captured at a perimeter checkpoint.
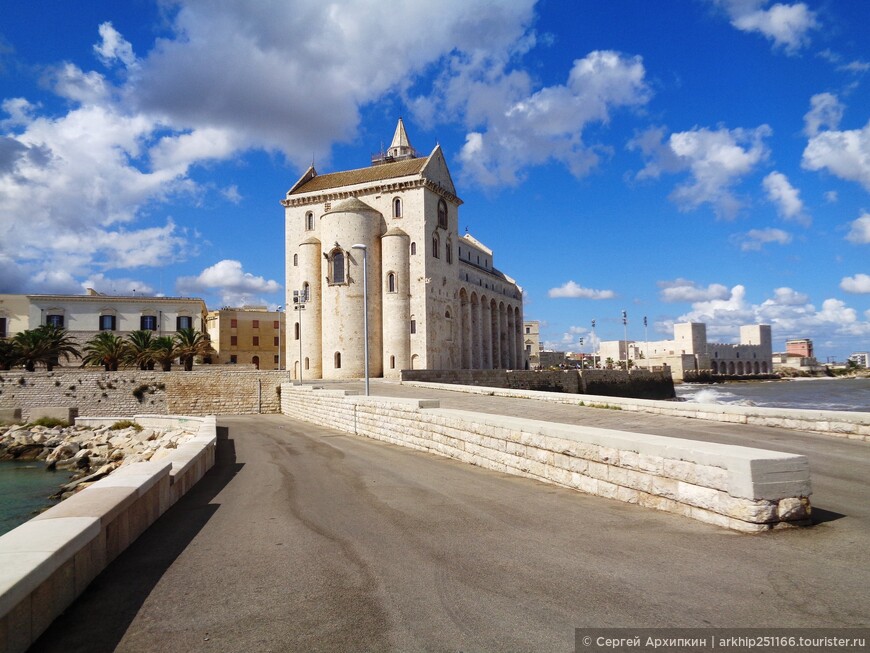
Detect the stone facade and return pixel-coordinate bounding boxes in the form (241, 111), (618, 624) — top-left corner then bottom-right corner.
(205, 306), (286, 370)
(0, 369), (286, 420)
(0, 290), (207, 348)
(283, 119), (524, 381)
(523, 320), (541, 370)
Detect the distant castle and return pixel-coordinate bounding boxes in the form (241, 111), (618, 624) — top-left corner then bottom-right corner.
(282, 119), (524, 380)
(598, 322), (773, 380)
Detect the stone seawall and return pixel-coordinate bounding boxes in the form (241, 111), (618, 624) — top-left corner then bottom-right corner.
(0, 369), (286, 420)
(281, 385), (812, 533)
(0, 415), (217, 653)
(401, 369), (675, 400)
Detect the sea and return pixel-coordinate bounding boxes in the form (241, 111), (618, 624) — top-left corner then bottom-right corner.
(0, 461), (70, 536)
(676, 376), (870, 412)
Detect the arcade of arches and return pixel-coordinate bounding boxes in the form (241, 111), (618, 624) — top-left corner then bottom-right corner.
(456, 288), (523, 370)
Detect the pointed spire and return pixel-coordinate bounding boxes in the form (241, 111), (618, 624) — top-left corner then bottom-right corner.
(390, 117), (412, 150)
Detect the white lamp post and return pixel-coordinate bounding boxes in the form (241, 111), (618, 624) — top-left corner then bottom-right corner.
(293, 291), (307, 383)
(351, 243), (369, 396)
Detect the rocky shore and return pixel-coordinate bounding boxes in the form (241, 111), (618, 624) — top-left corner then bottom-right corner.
(0, 421), (196, 498)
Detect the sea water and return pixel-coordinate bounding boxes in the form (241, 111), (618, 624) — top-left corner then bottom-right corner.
(676, 377), (870, 412)
(0, 462), (70, 536)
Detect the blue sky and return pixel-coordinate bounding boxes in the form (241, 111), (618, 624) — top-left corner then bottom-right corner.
(1, 1), (868, 360)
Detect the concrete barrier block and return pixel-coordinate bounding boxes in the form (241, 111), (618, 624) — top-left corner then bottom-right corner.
(28, 407), (78, 424)
(0, 408), (22, 425)
(32, 486), (138, 528)
(0, 517), (99, 619)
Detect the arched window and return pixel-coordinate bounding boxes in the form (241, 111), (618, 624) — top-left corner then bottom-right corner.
(393, 197), (402, 218)
(305, 212), (314, 230)
(387, 272), (397, 293)
(390, 355), (395, 369)
(432, 233), (440, 258)
(302, 282), (310, 301)
(334, 351), (341, 369)
(293, 253), (298, 267)
(304, 357), (309, 370)
(410, 242), (416, 255)
(294, 322), (300, 340)
(331, 250), (345, 284)
(437, 199), (448, 229)
(446, 239), (452, 264)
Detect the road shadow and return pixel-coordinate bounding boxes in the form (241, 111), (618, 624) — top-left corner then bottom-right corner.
(810, 506), (846, 525)
(29, 426), (242, 653)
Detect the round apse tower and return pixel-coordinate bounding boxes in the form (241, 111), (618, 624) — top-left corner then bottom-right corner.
(380, 226), (411, 378)
(319, 197), (384, 380)
(296, 236), (323, 379)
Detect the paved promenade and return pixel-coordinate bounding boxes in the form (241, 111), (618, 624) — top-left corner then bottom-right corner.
(29, 381), (870, 652)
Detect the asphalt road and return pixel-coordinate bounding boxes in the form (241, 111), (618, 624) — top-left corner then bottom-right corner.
(29, 395), (870, 653)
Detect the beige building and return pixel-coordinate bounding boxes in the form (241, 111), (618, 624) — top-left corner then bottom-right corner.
(283, 119), (524, 380)
(523, 321), (541, 370)
(598, 322), (773, 380)
(205, 306), (286, 370)
(0, 290), (207, 346)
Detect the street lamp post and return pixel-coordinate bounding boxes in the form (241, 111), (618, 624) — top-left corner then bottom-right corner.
(276, 306), (283, 371)
(351, 244), (370, 396)
(293, 291), (307, 383)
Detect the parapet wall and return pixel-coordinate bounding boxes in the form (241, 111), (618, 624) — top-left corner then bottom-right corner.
(403, 381), (870, 441)
(280, 386), (812, 533)
(0, 369), (286, 420)
(0, 414), (217, 653)
(400, 369), (675, 400)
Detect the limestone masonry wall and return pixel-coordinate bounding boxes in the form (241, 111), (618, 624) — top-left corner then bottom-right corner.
(281, 385), (812, 533)
(0, 369), (286, 420)
(401, 369), (675, 399)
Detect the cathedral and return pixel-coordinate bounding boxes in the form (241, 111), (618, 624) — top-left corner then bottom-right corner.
(282, 119), (524, 380)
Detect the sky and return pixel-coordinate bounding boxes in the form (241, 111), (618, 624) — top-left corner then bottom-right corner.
(1, 0), (868, 361)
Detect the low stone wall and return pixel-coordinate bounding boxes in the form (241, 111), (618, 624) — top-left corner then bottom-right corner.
(403, 381), (870, 441)
(0, 414), (217, 653)
(281, 385), (812, 533)
(0, 369), (286, 420)
(401, 369), (675, 400)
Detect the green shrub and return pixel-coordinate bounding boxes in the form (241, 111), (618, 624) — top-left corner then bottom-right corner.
(110, 419), (142, 431)
(28, 417), (69, 428)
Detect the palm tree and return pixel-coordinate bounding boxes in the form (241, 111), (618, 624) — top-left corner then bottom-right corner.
(151, 336), (177, 372)
(81, 332), (127, 371)
(174, 328), (215, 371)
(0, 338), (16, 371)
(126, 330), (156, 370)
(12, 325), (81, 371)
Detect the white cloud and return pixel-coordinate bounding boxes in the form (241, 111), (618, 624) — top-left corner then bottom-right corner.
(714, 1), (819, 53)
(80, 273), (155, 296)
(846, 214), (870, 244)
(632, 125), (771, 218)
(803, 118), (870, 192)
(803, 93), (843, 137)
(548, 281), (615, 300)
(733, 227), (792, 251)
(451, 50), (651, 186)
(762, 171), (808, 224)
(658, 278), (730, 303)
(824, 190), (838, 203)
(840, 273), (870, 294)
(0, 1), (546, 292)
(677, 283), (870, 342)
(176, 259), (280, 306)
(94, 22), (138, 69)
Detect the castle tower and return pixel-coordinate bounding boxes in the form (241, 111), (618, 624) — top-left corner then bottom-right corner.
(319, 197), (384, 379)
(740, 324), (772, 355)
(674, 322), (707, 355)
(381, 227), (411, 378)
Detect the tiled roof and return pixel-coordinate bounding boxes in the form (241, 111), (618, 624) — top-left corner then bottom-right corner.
(289, 157), (427, 195)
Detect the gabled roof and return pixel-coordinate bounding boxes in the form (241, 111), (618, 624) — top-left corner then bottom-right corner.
(288, 156), (427, 195)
